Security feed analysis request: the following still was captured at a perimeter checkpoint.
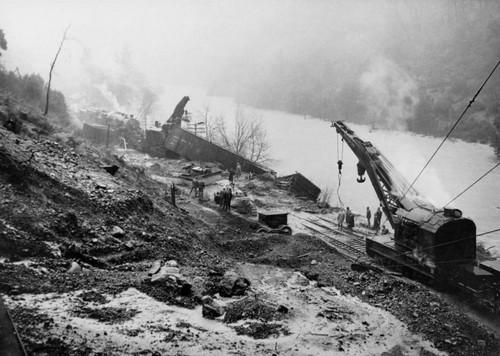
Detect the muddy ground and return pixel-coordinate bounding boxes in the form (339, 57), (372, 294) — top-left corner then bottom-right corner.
(0, 100), (499, 355)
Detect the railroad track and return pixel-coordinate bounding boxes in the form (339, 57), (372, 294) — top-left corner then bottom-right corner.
(291, 214), (370, 262)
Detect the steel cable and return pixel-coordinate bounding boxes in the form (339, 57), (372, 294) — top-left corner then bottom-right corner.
(402, 60), (500, 200)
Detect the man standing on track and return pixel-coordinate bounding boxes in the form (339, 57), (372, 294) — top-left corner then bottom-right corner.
(337, 209), (346, 230)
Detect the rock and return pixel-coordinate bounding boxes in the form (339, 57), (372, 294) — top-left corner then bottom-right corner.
(124, 242), (134, 250)
(165, 260), (178, 267)
(179, 281), (193, 296)
(101, 165), (120, 176)
(219, 271), (251, 297)
(232, 277), (251, 296)
(311, 260), (318, 265)
(67, 261), (82, 273)
(95, 181), (107, 189)
(148, 260), (163, 276)
(151, 265), (181, 283)
(111, 226), (125, 238)
(277, 305), (289, 313)
(249, 222), (259, 229)
(201, 296), (225, 319)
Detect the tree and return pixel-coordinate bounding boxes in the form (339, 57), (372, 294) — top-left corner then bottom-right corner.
(0, 29), (7, 56)
(210, 105), (272, 164)
(195, 103), (224, 142)
(44, 26), (69, 115)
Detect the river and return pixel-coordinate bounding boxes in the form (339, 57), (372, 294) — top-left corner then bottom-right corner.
(158, 86), (500, 255)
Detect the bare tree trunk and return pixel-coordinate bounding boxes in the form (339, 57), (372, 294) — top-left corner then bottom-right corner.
(44, 26), (69, 116)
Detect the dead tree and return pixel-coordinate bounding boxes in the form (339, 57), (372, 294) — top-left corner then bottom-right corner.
(44, 26), (69, 116)
(212, 105), (272, 164)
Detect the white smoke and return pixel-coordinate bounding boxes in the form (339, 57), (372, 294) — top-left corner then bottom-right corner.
(94, 83), (123, 112)
(360, 56), (419, 130)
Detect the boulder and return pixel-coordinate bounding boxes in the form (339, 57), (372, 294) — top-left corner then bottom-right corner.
(151, 265), (181, 283)
(201, 296), (225, 319)
(148, 260), (163, 276)
(67, 261), (82, 273)
(111, 226), (125, 238)
(219, 271), (251, 297)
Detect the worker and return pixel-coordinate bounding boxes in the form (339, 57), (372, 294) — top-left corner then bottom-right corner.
(223, 187), (233, 211)
(346, 207), (354, 231)
(198, 181), (205, 202)
(227, 187), (233, 211)
(214, 191), (221, 205)
(337, 209), (346, 230)
(190, 178), (199, 197)
(374, 207), (382, 231)
(366, 207), (372, 228)
(219, 188), (226, 209)
(229, 169), (235, 184)
(235, 163), (242, 178)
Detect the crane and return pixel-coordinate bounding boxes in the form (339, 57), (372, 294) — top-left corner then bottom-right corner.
(332, 121), (476, 269)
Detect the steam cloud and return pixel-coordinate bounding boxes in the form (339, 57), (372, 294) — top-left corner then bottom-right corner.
(360, 56), (419, 130)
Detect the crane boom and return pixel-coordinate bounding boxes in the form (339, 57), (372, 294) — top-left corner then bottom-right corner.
(332, 121), (434, 230)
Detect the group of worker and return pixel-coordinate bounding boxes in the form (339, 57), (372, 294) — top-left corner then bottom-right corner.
(216, 187), (233, 211)
(337, 207), (354, 231)
(187, 162), (243, 211)
(337, 206), (385, 233)
(189, 178), (205, 200)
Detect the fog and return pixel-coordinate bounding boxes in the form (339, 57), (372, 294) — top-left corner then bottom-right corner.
(1, 0), (499, 124)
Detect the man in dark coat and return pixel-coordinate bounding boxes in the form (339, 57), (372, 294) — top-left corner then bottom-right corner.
(346, 207), (354, 231)
(219, 188), (226, 209)
(374, 207), (382, 231)
(222, 187), (232, 211)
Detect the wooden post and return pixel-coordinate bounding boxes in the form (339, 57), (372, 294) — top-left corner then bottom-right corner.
(171, 183), (177, 207)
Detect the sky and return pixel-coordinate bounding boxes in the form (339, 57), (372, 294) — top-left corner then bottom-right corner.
(1, 0), (392, 87)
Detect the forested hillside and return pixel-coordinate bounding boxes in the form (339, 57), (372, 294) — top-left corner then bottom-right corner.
(207, 1), (500, 156)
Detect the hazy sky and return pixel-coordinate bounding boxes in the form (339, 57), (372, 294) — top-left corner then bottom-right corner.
(1, 0), (395, 87)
